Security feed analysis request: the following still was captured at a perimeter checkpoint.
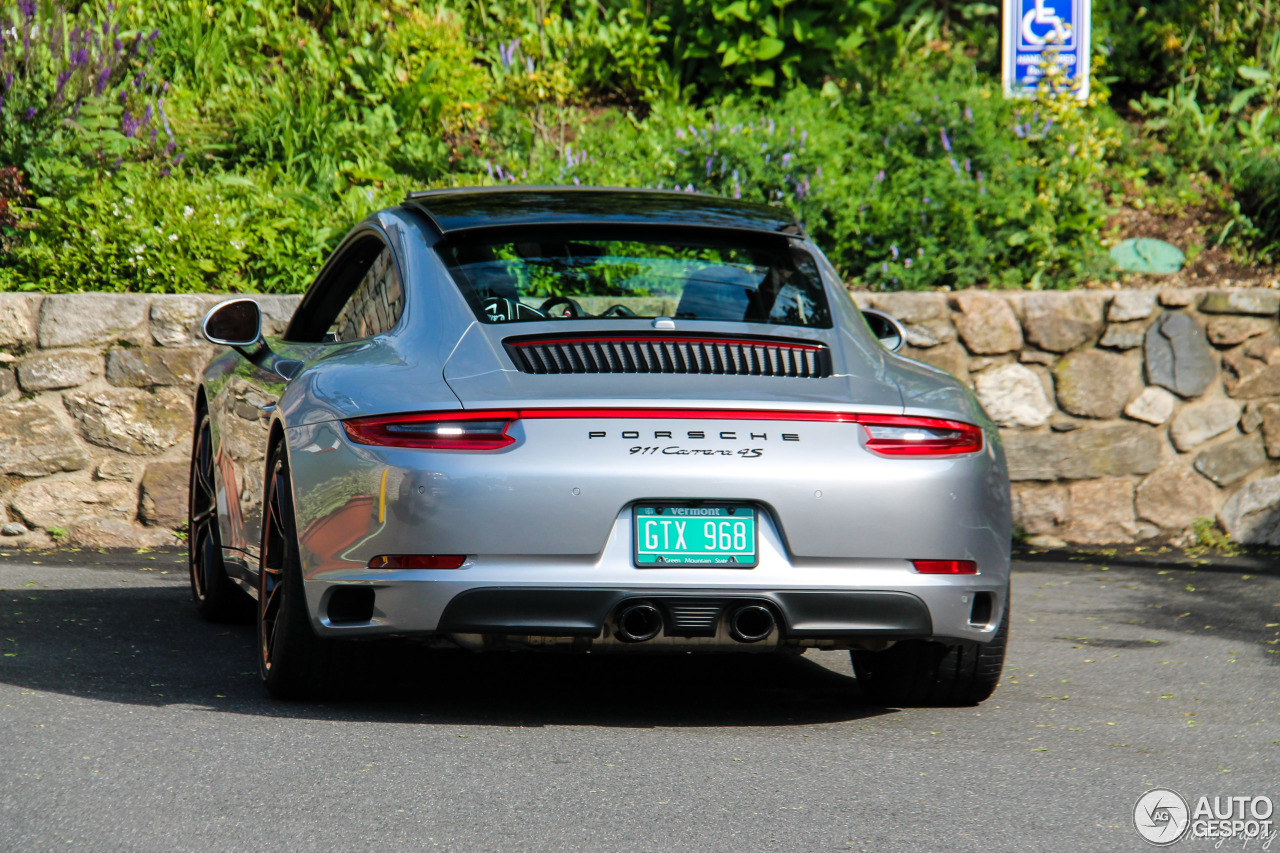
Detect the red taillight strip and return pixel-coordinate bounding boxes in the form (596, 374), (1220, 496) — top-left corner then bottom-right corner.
(507, 337), (825, 352)
(516, 408), (861, 422)
(342, 408), (983, 456)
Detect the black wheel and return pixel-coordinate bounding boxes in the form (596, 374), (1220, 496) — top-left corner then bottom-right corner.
(189, 411), (251, 622)
(258, 444), (340, 700)
(851, 597), (1009, 707)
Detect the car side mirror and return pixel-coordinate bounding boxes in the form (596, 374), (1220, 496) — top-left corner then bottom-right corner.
(861, 308), (906, 352)
(202, 299), (263, 349)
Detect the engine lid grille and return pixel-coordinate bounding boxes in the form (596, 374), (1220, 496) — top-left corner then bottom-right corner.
(505, 335), (832, 378)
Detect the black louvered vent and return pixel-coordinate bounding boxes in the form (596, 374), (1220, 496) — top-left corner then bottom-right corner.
(666, 603), (723, 636)
(505, 336), (831, 378)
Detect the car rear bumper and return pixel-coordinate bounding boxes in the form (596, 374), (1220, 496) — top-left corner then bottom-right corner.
(302, 548), (1008, 648)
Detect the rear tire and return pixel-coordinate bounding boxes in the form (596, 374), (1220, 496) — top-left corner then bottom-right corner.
(258, 444), (341, 700)
(189, 411), (251, 622)
(851, 598), (1009, 707)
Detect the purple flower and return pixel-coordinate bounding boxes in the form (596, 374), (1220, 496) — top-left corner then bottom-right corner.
(675, 147), (689, 155)
(923, 196), (931, 204)
(3, 73), (13, 91)
(875, 169), (885, 183)
(705, 156), (713, 177)
(964, 106), (973, 122)
(572, 176), (580, 185)
(904, 258), (912, 268)
(19, 0), (35, 19)
(940, 127), (952, 153)
(94, 68), (110, 95)
(1013, 124), (1025, 138)
(26, 106), (36, 120)
(890, 244), (899, 259)
(781, 152), (792, 167)
(950, 158), (961, 175)
(173, 153), (184, 164)
(964, 158), (971, 172)
(800, 130), (808, 145)
(498, 39), (520, 70)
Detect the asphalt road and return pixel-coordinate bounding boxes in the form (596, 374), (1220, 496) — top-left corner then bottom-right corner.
(0, 548), (1277, 853)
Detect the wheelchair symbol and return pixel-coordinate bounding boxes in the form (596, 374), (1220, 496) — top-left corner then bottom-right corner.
(1022, 0), (1072, 46)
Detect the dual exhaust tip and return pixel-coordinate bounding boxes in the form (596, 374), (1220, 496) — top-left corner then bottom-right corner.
(613, 602), (776, 644)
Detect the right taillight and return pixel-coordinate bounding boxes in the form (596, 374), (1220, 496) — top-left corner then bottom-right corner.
(859, 415), (983, 457)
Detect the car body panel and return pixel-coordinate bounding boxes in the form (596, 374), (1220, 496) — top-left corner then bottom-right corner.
(196, 187), (1012, 652)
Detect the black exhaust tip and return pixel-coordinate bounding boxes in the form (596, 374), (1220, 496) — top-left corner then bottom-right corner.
(614, 603), (663, 643)
(728, 605), (775, 643)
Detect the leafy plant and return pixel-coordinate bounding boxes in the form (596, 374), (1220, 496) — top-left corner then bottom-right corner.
(0, 1), (175, 192)
(665, 0), (892, 95)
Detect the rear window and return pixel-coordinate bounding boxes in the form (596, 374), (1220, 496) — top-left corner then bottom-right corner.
(438, 229), (832, 329)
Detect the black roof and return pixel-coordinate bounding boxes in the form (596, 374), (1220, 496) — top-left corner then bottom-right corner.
(403, 186), (803, 238)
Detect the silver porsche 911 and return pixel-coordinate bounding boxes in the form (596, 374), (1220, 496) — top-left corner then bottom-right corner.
(190, 186), (1011, 704)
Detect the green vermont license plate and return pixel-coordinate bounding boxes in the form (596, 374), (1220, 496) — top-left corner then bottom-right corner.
(633, 505), (758, 567)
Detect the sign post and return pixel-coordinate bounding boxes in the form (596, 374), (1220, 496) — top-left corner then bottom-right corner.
(1003, 0), (1091, 100)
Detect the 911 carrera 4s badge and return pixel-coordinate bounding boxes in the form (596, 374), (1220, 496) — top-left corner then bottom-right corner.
(633, 505), (758, 567)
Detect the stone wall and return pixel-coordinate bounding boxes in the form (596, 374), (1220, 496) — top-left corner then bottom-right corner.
(2, 290), (1279, 549)
(859, 288), (1280, 547)
(0, 294), (299, 548)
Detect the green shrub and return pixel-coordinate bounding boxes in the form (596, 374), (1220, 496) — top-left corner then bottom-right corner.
(662, 0), (892, 96)
(533, 59), (1117, 290)
(0, 163), (414, 293)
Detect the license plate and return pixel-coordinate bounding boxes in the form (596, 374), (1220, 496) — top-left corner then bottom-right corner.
(633, 505), (757, 567)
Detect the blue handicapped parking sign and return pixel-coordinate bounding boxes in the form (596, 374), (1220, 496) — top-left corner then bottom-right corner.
(1003, 0), (1091, 99)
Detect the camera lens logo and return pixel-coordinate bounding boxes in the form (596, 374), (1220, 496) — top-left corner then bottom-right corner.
(1134, 788), (1190, 845)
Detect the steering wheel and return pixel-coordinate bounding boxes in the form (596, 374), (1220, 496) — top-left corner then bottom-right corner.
(598, 304), (639, 318)
(539, 296), (584, 318)
(481, 295), (545, 323)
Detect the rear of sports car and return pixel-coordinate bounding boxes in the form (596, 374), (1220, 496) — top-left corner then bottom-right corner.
(278, 193), (1012, 705)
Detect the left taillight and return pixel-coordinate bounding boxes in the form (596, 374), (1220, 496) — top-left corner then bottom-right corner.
(859, 415), (983, 457)
(342, 411), (518, 450)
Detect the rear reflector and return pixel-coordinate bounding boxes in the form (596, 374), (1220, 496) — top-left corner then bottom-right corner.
(860, 416), (983, 457)
(368, 555), (467, 570)
(912, 559), (978, 574)
(343, 411), (517, 450)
